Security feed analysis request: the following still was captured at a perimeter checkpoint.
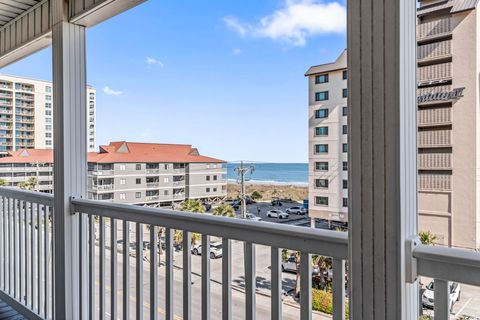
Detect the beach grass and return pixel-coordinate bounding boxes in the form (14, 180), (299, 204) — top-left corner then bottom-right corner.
(227, 182), (308, 203)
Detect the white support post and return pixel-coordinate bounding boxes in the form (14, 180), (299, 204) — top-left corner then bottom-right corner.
(52, 16), (87, 320)
(348, 0), (419, 319)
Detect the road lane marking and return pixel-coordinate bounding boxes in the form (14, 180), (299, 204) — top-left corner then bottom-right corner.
(454, 297), (472, 318)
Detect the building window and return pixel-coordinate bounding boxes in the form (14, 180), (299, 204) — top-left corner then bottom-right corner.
(315, 74), (329, 84)
(135, 192), (141, 199)
(206, 176), (210, 181)
(213, 175), (218, 181)
(45, 103), (51, 109)
(342, 88), (348, 98)
(119, 193), (126, 200)
(46, 118), (52, 123)
(343, 162), (348, 171)
(213, 187), (217, 192)
(206, 188), (210, 193)
(45, 125), (52, 131)
(164, 177), (169, 183)
(119, 164), (126, 170)
(46, 140), (52, 146)
(343, 144), (348, 153)
(315, 91), (329, 101)
(164, 190), (169, 196)
(343, 180), (348, 189)
(45, 86), (52, 93)
(45, 110), (52, 116)
(315, 162), (328, 171)
(120, 178), (126, 185)
(343, 70), (348, 80)
(164, 164), (169, 170)
(45, 95), (52, 101)
(315, 109), (329, 119)
(343, 198), (348, 207)
(45, 132), (52, 138)
(342, 125), (348, 135)
(315, 144), (328, 154)
(342, 107), (348, 116)
(136, 178), (141, 184)
(315, 179), (329, 188)
(315, 127), (329, 136)
(136, 164), (141, 170)
(315, 196), (329, 206)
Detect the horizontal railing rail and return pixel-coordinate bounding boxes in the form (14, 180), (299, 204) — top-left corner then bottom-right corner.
(71, 197), (349, 320)
(413, 244), (480, 320)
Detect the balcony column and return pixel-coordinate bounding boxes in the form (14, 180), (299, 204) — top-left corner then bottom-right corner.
(348, 0), (418, 319)
(52, 0), (87, 318)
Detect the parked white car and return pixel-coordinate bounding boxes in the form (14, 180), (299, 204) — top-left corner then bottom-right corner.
(246, 213), (262, 221)
(281, 256), (320, 274)
(191, 242), (222, 259)
(286, 206), (307, 215)
(422, 281), (460, 311)
(266, 210), (289, 219)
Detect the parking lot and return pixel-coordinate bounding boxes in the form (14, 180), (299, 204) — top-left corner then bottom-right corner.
(229, 201), (313, 226)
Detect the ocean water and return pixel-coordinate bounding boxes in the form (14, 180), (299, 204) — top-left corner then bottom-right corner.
(226, 163), (308, 185)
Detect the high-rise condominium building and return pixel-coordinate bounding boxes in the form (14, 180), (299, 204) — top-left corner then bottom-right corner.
(306, 0), (480, 249)
(0, 74), (96, 154)
(0, 141), (227, 205)
(305, 50), (348, 223)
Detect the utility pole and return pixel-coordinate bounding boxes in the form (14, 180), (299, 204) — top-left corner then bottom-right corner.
(234, 161), (254, 218)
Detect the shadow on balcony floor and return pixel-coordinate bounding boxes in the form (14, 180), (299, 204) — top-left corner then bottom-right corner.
(0, 299), (24, 319)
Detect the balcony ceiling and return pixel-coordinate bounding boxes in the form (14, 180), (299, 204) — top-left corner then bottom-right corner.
(0, 0), (40, 27)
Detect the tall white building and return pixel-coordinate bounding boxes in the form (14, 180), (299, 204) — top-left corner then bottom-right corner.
(0, 74), (96, 154)
(305, 50), (348, 222)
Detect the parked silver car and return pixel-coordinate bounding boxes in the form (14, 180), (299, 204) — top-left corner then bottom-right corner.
(191, 242), (222, 259)
(281, 256), (320, 274)
(286, 206), (307, 215)
(267, 210), (289, 219)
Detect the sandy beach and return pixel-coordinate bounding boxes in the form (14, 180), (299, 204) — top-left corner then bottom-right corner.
(227, 182), (308, 203)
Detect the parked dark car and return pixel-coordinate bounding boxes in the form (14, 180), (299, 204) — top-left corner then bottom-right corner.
(271, 199), (282, 206)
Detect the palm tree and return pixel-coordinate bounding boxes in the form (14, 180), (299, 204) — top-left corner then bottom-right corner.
(419, 230), (437, 245)
(18, 177), (38, 191)
(180, 199), (206, 213)
(212, 204), (235, 217)
(0, 178), (7, 186)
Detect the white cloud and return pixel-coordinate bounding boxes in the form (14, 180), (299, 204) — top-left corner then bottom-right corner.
(146, 57), (164, 67)
(103, 86), (123, 96)
(232, 48), (242, 55)
(223, 0), (346, 46)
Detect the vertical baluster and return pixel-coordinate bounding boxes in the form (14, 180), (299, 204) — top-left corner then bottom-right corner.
(8, 198), (13, 295)
(165, 228), (173, 320)
(0, 196), (4, 292)
(332, 259), (345, 320)
(183, 231), (191, 320)
(201, 234), (210, 320)
(271, 247), (282, 320)
(26, 202), (31, 308)
(23, 201), (27, 305)
(300, 252), (312, 320)
(79, 212), (88, 320)
(245, 242), (256, 320)
(13, 199), (17, 299)
(222, 238), (231, 320)
(149, 225), (158, 320)
(123, 221), (130, 320)
(136, 223), (143, 320)
(111, 219), (118, 320)
(89, 215), (96, 320)
(99, 217), (105, 320)
(32, 202), (37, 312)
(45, 205), (50, 318)
(37, 203), (42, 315)
(19, 200), (24, 303)
(434, 279), (450, 320)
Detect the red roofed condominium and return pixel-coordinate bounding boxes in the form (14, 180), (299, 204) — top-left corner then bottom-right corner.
(0, 141), (225, 164)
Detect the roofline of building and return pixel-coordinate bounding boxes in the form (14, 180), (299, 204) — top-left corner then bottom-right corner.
(0, 73), (96, 89)
(304, 49), (347, 76)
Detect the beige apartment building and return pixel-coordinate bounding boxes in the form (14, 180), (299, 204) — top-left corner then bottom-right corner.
(305, 50), (348, 223)
(0, 141), (227, 205)
(306, 0), (480, 249)
(0, 74), (96, 154)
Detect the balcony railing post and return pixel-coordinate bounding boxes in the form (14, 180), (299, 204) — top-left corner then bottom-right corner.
(348, 0), (419, 318)
(52, 11), (87, 320)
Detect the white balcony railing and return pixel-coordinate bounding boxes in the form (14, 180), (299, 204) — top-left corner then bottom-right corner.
(146, 169), (159, 174)
(146, 182), (159, 188)
(172, 180), (185, 187)
(92, 184), (114, 191)
(1, 188), (480, 319)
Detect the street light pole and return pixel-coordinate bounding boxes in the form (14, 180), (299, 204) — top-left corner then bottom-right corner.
(234, 161), (254, 219)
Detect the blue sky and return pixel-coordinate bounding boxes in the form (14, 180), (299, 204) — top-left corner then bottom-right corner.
(1, 0), (346, 163)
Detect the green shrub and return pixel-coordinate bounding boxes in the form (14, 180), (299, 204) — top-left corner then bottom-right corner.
(312, 288), (349, 318)
(251, 190), (262, 200)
